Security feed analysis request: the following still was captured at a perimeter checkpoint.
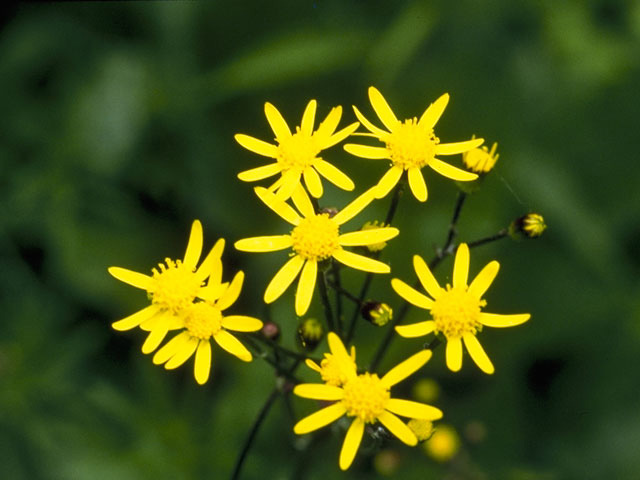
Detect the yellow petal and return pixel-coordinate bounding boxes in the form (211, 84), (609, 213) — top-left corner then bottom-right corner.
(368, 86), (399, 131)
(446, 337), (463, 372)
(478, 312), (530, 328)
(141, 326), (169, 355)
(332, 249), (390, 273)
(338, 227), (399, 247)
(216, 271), (244, 311)
(313, 159), (355, 191)
(418, 93), (449, 129)
(293, 402), (346, 435)
(435, 138), (484, 155)
(264, 255), (305, 303)
(352, 105), (388, 137)
(468, 261), (500, 299)
(234, 235), (292, 253)
(305, 358), (321, 373)
(413, 255), (443, 299)
(195, 238), (225, 282)
(381, 350), (432, 388)
(323, 122), (360, 149)
(222, 315), (263, 332)
(264, 102), (291, 140)
(385, 399), (443, 420)
(332, 187), (377, 226)
(291, 183), (315, 218)
(391, 278), (433, 309)
(194, 340), (212, 384)
(339, 418), (365, 471)
(139, 311), (177, 332)
(429, 158), (478, 181)
(303, 166), (323, 198)
(453, 243), (470, 288)
(275, 169), (301, 201)
(153, 331), (191, 365)
(407, 167), (428, 202)
(327, 331), (356, 368)
(343, 143), (390, 159)
(198, 276), (227, 303)
(213, 330), (252, 362)
(300, 99), (317, 136)
(254, 187), (301, 225)
(112, 305), (159, 331)
(108, 267), (153, 291)
(395, 320), (436, 338)
(234, 134), (278, 158)
(183, 220), (203, 270)
(463, 333), (494, 374)
(375, 166), (403, 199)
(315, 106), (342, 139)
(295, 259), (317, 316)
(293, 383), (344, 401)
(237, 163), (282, 182)
(377, 411), (417, 446)
(165, 336), (199, 369)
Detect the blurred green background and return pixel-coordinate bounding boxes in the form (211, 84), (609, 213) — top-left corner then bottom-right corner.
(2, 1), (640, 479)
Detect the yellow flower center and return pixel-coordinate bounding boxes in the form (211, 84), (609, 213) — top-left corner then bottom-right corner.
(277, 130), (320, 170)
(383, 119), (439, 170)
(290, 213), (340, 261)
(342, 373), (390, 423)
(430, 286), (485, 339)
(149, 258), (202, 314)
(320, 353), (356, 387)
(183, 302), (223, 340)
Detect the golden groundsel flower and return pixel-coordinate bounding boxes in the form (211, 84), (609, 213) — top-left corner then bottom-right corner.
(294, 333), (443, 470)
(392, 243), (530, 374)
(462, 137), (499, 174)
(234, 187), (399, 316)
(344, 87), (482, 202)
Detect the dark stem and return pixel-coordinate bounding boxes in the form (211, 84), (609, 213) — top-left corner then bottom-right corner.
(331, 262), (344, 335)
(250, 333), (311, 363)
(468, 229), (508, 249)
(327, 281), (363, 305)
(318, 269), (336, 334)
(444, 191), (467, 248)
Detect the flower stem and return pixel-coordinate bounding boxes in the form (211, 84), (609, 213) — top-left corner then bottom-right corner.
(468, 229), (508, 248)
(318, 269), (336, 334)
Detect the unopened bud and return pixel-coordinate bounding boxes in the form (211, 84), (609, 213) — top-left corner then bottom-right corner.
(462, 138), (499, 174)
(261, 321), (280, 341)
(361, 301), (393, 326)
(408, 419), (434, 442)
(509, 213), (547, 239)
(296, 317), (324, 351)
(360, 221), (390, 252)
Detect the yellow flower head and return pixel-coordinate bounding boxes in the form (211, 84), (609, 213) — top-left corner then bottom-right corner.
(407, 419), (434, 442)
(462, 138), (499, 174)
(423, 424), (460, 462)
(294, 333), (443, 471)
(391, 244), (530, 374)
(344, 87), (483, 202)
(297, 317), (324, 350)
(305, 331), (357, 386)
(510, 213), (547, 239)
(235, 187), (399, 316)
(235, 100), (359, 200)
(108, 220), (223, 354)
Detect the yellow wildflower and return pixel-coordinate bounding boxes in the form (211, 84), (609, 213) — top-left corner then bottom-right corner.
(462, 137), (499, 174)
(424, 424), (460, 462)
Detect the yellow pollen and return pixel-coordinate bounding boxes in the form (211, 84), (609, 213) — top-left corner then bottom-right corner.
(384, 119), (439, 170)
(430, 286), (485, 339)
(276, 130), (320, 170)
(291, 214), (340, 261)
(183, 302), (223, 340)
(319, 353), (356, 387)
(342, 373), (390, 423)
(149, 258), (202, 314)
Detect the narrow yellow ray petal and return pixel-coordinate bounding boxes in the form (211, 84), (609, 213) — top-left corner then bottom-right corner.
(343, 143), (390, 159)
(468, 261), (500, 299)
(221, 315), (263, 332)
(216, 271), (244, 311)
(381, 349), (431, 388)
(377, 411), (417, 446)
(267, 175), (283, 192)
(275, 169), (301, 201)
(313, 159), (355, 191)
(264, 102), (291, 140)
(352, 105), (388, 137)
(327, 331), (355, 367)
(153, 331), (191, 365)
(385, 399), (443, 420)
(195, 237), (225, 282)
(264, 255), (305, 303)
(368, 86), (399, 131)
(234, 235), (292, 253)
(478, 312), (531, 328)
(301, 99), (317, 136)
(183, 220), (204, 270)
(429, 158), (478, 181)
(293, 383), (344, 400)
(237, 163), (282, 182)
(435, 138), (484, 155)
(375, 166), (403, 199)
(291, 183), (315, 218)
(315, 106), (342, 139)
(418, 93), (449, 129)
(198, 277), (227, 303)
(139, 311), (175, 332)
(234, 134), (279, 158)
(332, 249), (390, 273)
(295, 259), (317, 316)
(213, 330), (252, 361)
(395, 320), (436, 338)
(463, 333), (494, 374)
(194, 340), (212, 385)
(338, 227), (399, 247)
(305, 358), (321, 372)
(391, 279), (433, 309)
(413, 255), (443, 299)
(339, 418), (365, 471)
(303, 166), (323, 198)
(453, 243), (470, 288)
(112, 305), (159, 331)
(108, 267), (153, 291)
(254, 187), (301, 225)
(407, 167), (428, 202)
(165, 336), (199, 369)
(332, 187), (377, 226)
(141, 326), (169, 354)
(323, 122), (360, 149)
(293, 403), (346, 435)
(446, 337), (463, 372)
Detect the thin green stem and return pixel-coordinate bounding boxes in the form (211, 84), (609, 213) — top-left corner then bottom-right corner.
(331, 262), (344, 334)
(318, 269), (336, 334)
(468, 229), (508, 249)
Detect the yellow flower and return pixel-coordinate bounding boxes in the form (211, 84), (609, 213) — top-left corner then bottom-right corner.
(391, 244), (530, 374)
(235, 100), (359, 200)
(293, 333), (443, 471)
(510, 213), (547, 238)
(304, 331), (357, 386)
(234, 187), (399, 316)
(108, 220), (223, 354)
(344, 87), (483, 202)
(423, 424), (460, 462)
(462, 137), (499, 174)
(152, 261), (262, 385)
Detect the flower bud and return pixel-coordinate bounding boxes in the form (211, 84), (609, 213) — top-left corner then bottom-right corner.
(408, 419), (434, 442)
(462, 138), (499, 174)
(360, 221), (390, 252)
(509, 213), (547, 239)
(261, 321), (280, 342)
(361, 301), (393, 326)
(296, 317), (324, 351)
